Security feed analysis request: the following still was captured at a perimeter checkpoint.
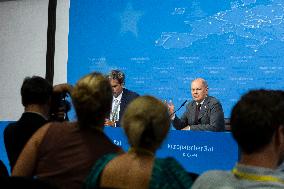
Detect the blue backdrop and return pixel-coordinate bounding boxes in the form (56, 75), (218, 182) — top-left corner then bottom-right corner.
(2, 0), (284, 176)
(68, 0), (284, 118)
(0, 122), (11, 173)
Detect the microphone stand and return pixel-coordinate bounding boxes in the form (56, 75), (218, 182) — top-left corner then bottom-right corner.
(169, 100), (187, 117)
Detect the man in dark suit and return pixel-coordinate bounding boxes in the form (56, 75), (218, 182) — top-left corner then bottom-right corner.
(105, 70), (139, 127)
(4, 76), (53, 171)
(168, 78), (225, 131)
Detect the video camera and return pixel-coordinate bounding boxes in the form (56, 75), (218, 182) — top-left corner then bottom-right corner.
(50, 84), (72, 122)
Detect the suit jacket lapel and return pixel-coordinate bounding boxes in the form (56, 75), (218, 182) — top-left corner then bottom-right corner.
(119, 89), (127, 121)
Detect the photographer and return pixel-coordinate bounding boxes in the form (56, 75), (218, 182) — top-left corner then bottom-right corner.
(4, 76), (73, 171)
(4, 76), (53, 171)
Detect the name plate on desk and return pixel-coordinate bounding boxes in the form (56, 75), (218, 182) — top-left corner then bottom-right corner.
(104, 127), (238, 174)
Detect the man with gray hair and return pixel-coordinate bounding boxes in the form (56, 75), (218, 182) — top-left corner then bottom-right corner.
(167, 78), (225, 131)
(105, 69), (139, 127)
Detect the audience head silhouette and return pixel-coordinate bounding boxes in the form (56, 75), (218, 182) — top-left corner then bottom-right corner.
(72, 72), (112, 128)
(231, 89), (284, 157)
(122, 95), (170, 152)
(21, 76), (53, 107)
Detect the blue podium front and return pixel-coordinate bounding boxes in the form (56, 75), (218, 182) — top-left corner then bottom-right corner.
(0, 122), (238, 175)
(105, 127), (238, 174)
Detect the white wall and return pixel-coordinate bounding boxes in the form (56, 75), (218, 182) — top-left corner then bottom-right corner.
(0, 0), (69, 120)
(54, 0), (69, 85)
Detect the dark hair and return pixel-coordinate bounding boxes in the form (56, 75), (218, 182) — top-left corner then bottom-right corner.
(231, 89), (284, 154)
(21, 76), (53, 107)
(108, 70), (125, 85)
(71, 72), (112, 128)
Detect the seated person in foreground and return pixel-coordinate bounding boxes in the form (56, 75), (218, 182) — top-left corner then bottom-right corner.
(167, 78), (225, 131)
(12, 72), (122, 189)
(192, 90), (284, 189)
(84, 95), (194, 189)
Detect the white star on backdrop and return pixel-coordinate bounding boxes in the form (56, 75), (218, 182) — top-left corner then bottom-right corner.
(120, 3), (144, 37)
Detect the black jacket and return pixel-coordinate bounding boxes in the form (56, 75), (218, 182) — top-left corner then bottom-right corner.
(4, 112), (48, 170)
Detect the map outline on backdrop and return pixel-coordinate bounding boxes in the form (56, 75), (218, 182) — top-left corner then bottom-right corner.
(68, 0), (284, 119)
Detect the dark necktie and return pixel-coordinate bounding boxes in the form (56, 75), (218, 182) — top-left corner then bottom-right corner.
(194, 103), (201, 124)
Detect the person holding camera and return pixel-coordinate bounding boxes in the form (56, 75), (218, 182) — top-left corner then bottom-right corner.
(12, 72), (122, 189)
(4, 76), (73, 172)
(50, 83), (73, 122)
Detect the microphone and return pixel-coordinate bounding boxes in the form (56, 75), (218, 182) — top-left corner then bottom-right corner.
(170, 99), (187, 117)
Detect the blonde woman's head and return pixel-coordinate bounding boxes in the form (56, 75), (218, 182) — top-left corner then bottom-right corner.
(71, 72), (112, 128)
(122, 96), (170, 151)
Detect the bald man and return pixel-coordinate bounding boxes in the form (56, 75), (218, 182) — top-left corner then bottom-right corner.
(168, 78), (225, 131)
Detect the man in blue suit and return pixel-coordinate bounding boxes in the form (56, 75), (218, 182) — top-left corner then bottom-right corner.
(168, 78), (225, 131)
(105, 70), (139, 127)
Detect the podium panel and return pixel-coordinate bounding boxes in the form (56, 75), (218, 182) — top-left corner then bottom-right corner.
(105, 127), (238, 174)
(0, 122), (238, 174)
